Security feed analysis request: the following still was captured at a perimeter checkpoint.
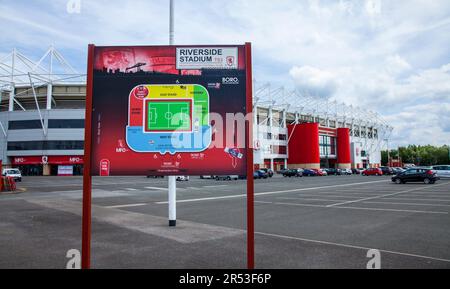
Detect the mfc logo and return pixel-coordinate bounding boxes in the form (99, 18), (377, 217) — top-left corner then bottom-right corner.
(222, 77), (239, 85)
(69, 157), (81, 163)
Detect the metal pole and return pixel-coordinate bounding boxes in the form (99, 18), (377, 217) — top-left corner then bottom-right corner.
(385, 138), (390, 167)
(169, 0), (174, 45)
(245, 42), (255, 269)
(168, 175), (176, 226)
(81, 44), (95, 269)
(168, 0), (176, 227)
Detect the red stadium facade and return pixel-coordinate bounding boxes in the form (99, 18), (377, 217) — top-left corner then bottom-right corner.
(286, 123), (355, 170)
(287, 123), (321, 169)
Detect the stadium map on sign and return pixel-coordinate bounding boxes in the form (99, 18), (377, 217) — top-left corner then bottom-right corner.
(126, 84), (211, 154)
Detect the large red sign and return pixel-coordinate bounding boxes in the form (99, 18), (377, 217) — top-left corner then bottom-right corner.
(88, 45), (250, 176)
(82, 43), (254, 269)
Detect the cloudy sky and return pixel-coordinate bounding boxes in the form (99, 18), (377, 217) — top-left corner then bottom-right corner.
(1, 0), (449, 147)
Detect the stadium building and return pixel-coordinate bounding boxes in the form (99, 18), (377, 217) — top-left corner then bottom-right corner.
(0, 48), (393, 175)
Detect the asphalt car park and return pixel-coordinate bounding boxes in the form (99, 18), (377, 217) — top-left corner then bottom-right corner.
(1, 174), (450, 268)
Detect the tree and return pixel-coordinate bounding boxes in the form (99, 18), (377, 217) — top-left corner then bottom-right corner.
(386, 145), (450, 166)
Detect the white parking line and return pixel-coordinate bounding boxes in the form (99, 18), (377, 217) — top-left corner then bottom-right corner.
(382, 197), (450, 202)
(363, 201), (450, 207)
(326, 182), (450, 207)
(156, 194), (243, 204)
(104, 203), (148, 209)
(202, 185), (229, 188)
(256, 200), (324, 208)
(255, 200), (448, 214)
(278, 197), (346, 202)
(296, 194), (382, 199)
(155, 180), (388, 204)
(403, 194), (450, 198)
(125, 188), (138, 191)
(145, 186), (169, 191)
(255, 231), (450, 263)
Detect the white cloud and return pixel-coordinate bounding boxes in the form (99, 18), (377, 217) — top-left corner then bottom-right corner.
(289, 66), (337, 97)
(384, 103), (450, 146)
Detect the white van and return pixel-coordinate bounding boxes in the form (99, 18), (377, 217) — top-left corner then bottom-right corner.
(432, 165), (450, 178)
(2, 168), (22, 182)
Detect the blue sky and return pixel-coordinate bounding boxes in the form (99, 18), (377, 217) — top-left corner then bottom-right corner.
(1, 0), (450, 147)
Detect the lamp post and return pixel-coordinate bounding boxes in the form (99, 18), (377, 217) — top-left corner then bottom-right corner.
(384, 138), (390, 167)
(168, 0), (176, 227)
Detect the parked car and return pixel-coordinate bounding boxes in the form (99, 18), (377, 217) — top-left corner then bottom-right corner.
(380, 166), (394, 175)
(302, 169), (317, 176)
(146, 173), (164, 179)
(200, 175), (214, 179)
(215, 175), (238, 181)
(254, 170), (268, 179)
(392, 168), (439, 184)
(2, 168), (22, 182)
(259, 168), (274, 177)
(312, 169), (325, 176)
(432, 165), (450, 178)
(176, 176), (189, 181)
(351, 168), (361, 175)
(320, 169), (328, 176)
(326, 168), (342, 175)
(282, 169), (302, 177)
(341, 168), (352, 175)
(362, 168), (383, 176)
(392, 167), (405, 175)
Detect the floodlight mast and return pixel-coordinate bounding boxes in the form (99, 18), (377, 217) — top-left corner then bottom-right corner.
(169, 0), (175, 46)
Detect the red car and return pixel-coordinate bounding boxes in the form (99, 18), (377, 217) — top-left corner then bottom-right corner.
(312, 169), (325, 176)
(362, 168), (383, 176)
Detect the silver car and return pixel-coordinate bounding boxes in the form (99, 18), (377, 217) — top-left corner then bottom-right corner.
(2, 168), (22, 182)
(432, 165), (450, 178)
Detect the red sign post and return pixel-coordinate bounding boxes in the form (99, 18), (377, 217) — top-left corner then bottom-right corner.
(82, 43), (254, 269)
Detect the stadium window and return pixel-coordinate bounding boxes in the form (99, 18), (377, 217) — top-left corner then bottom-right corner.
(7, 141), (84, 151)
(48, 119), (85, 129)
(8, 120), (42, 130)
(272, 145), (287, 155)
(7, 141), (45, 150)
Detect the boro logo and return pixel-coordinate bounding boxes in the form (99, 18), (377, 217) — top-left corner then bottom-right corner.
(226, 56), (235, 67)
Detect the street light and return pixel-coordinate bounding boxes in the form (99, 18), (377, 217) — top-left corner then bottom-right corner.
(384, 138), (389, 166)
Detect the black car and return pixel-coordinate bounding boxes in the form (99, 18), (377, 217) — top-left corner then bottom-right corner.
(380, 166), (394, 175)
(282, 169), (302, 177)
(259, 168), (274, 177)
(391, 168), (439, 184)
(325, 168), (342, 175)
(351, 168), (361, 174)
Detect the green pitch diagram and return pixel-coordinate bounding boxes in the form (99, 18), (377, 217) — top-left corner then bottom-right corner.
(126, 84), (211, 154)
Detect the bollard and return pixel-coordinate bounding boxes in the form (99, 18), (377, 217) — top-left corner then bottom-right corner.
(9, 177), (16, 191)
